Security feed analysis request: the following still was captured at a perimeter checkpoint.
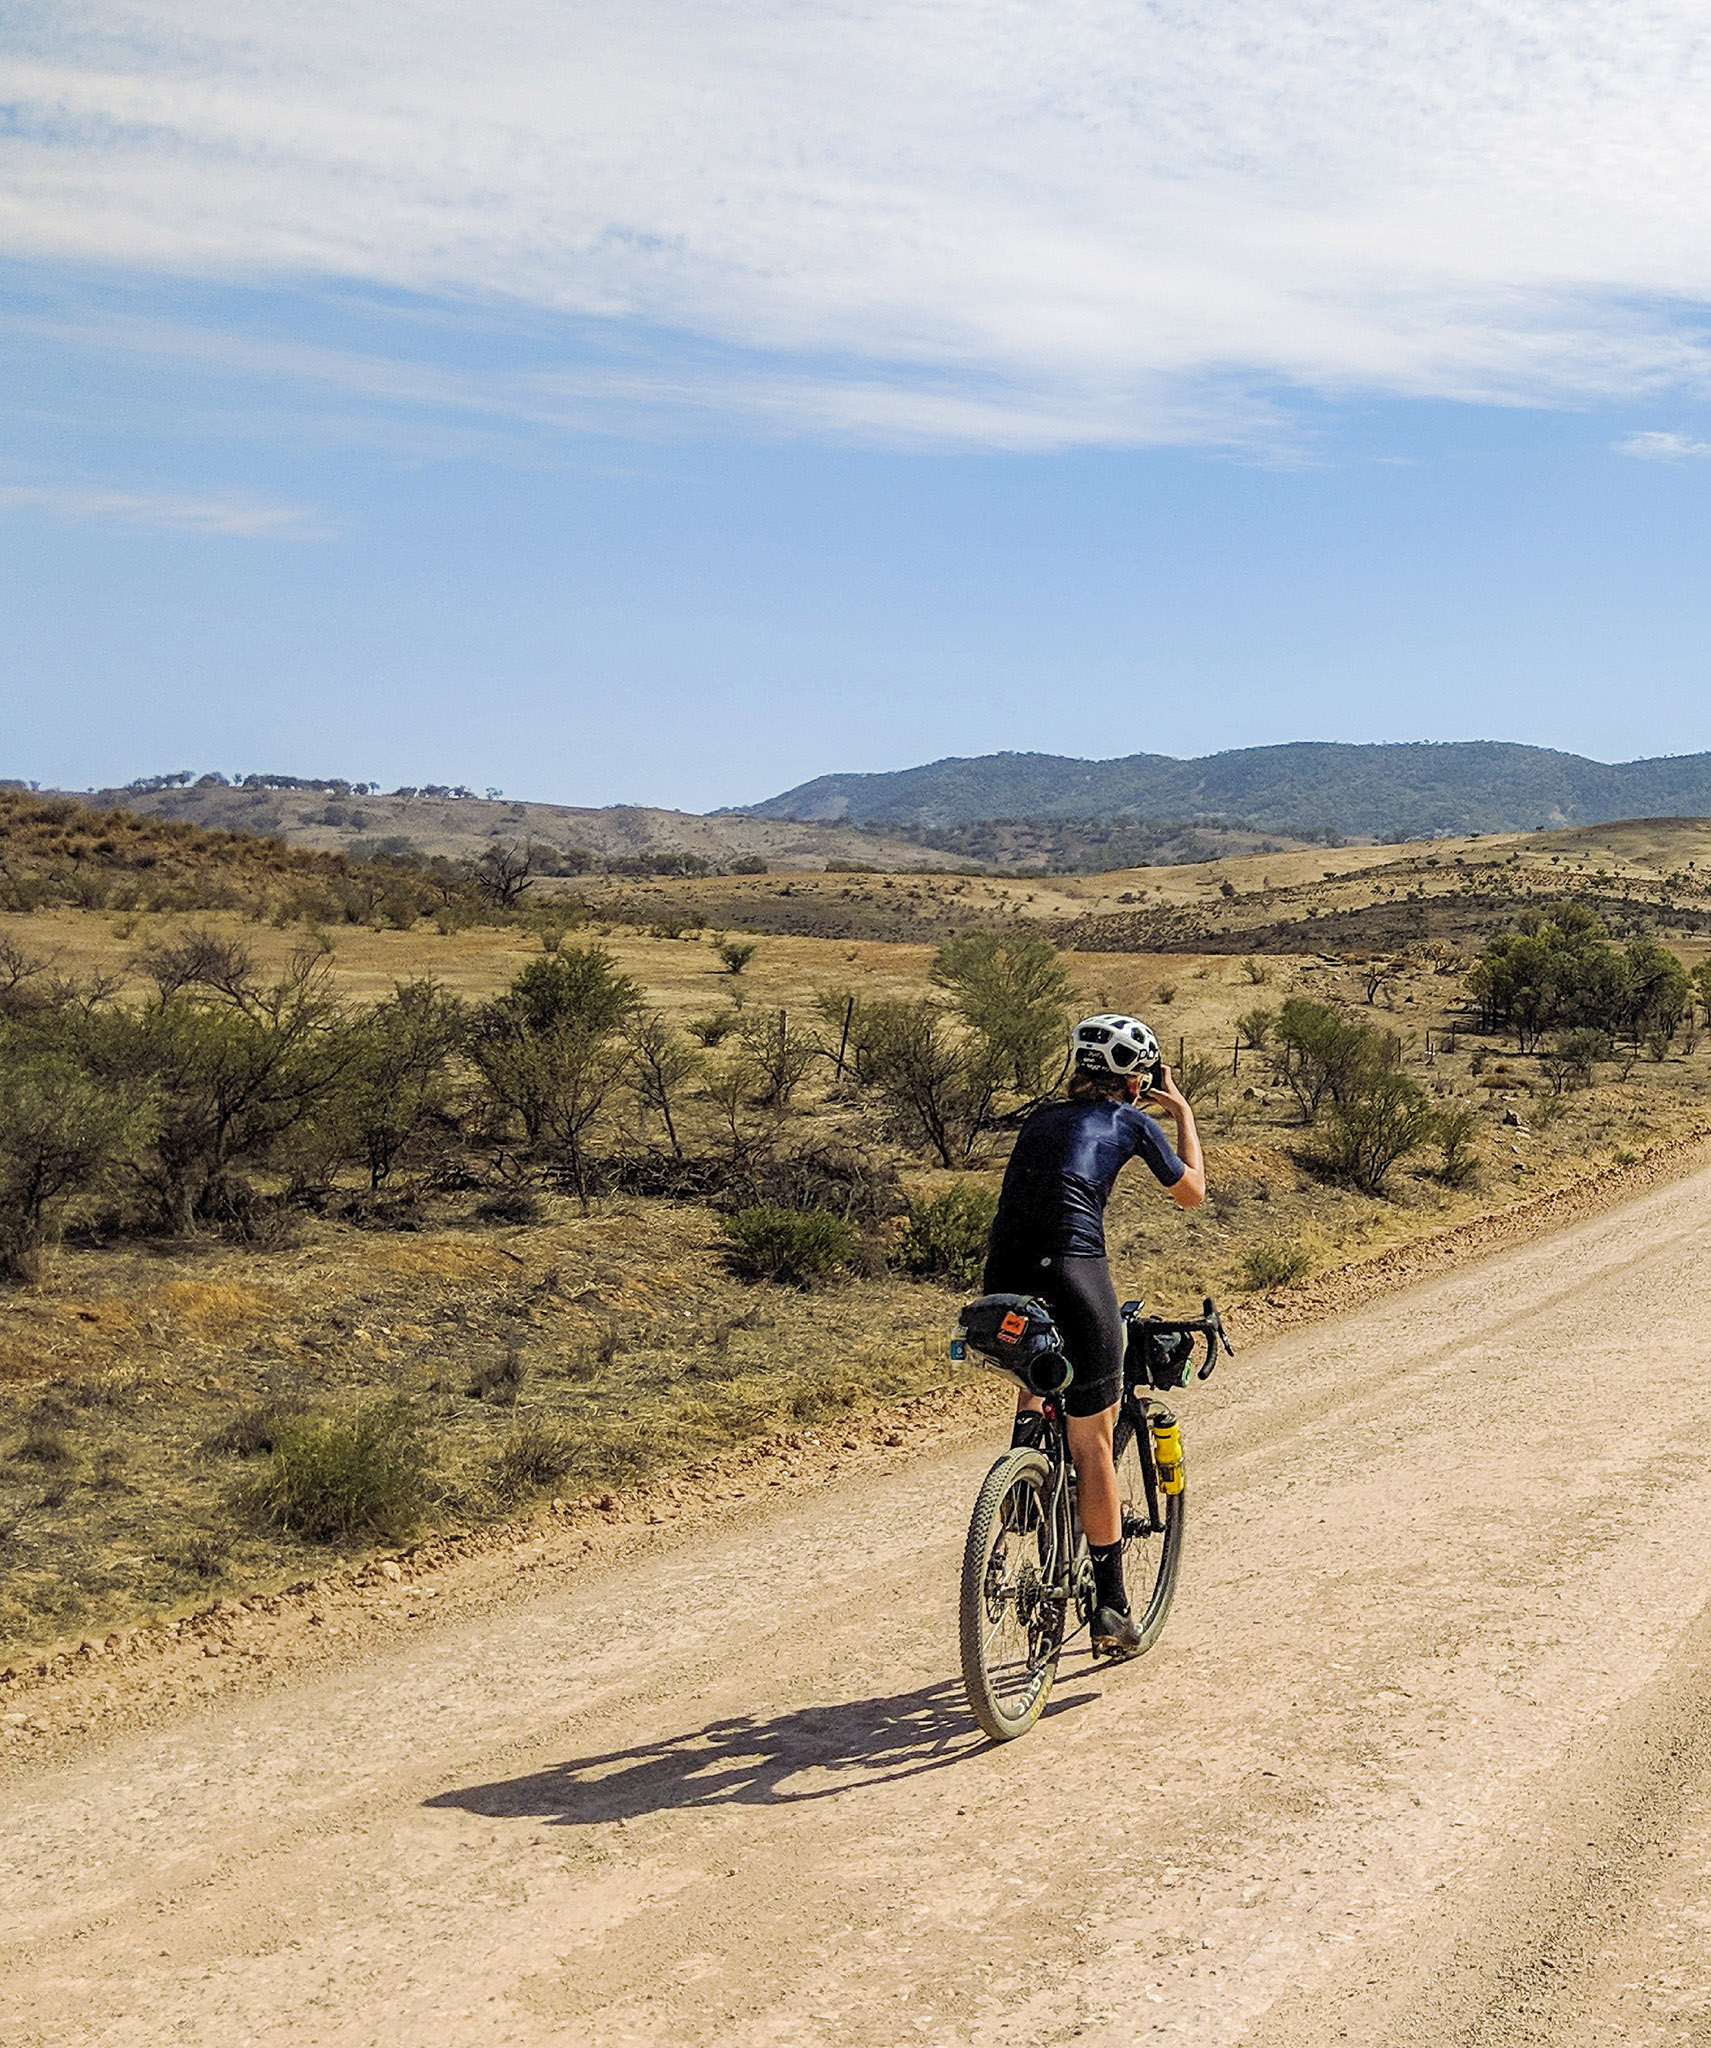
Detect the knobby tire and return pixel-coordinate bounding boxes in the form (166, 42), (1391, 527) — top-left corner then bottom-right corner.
(959, 1449), (1064, 1743)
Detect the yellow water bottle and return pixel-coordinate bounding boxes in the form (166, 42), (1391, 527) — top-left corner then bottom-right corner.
(1150, 1414), (1185, 1496)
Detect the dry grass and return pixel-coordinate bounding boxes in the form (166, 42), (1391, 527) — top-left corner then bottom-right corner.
(0, 1198), (969, 1653)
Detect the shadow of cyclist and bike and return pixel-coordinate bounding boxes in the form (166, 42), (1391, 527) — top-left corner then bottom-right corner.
(425, 1669), (1101, 1828)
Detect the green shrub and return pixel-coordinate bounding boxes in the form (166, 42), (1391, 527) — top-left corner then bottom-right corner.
(1236, 1006), (1276, 1052)
(1311, 1069), (1438, 1193)
(1241, 1238), (1312, 1289)
(687, 1008), (741, 1048)
(1434, 1104), (1482, 1187)
(240, 1400), (427, 1542)
(725, 1205), (856, 1285)
(0, 1048), (148, 1284)
(901, 1182), (998, 1287)
(718, 939), (758, 975)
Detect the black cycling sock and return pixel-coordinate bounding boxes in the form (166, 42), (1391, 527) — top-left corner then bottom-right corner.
(1090, 1540), (1128, 1614)
(1010, 1411), (1047, 1450)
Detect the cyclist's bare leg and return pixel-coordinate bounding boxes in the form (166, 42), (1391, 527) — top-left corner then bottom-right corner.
(1066, 1405), (1121, 1547)
(1013, 1395), (1121, 1543)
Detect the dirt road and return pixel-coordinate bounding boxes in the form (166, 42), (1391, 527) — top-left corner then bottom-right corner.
(9, 1170), (1711, 2046)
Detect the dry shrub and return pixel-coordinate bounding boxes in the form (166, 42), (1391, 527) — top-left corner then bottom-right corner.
(162, 1530), (231, 1581)
(1241, 1239), (1312, 1289)
(489, 1415), (578, 1503)
(203, 1398), (309, 1457)
(467, 1350), (526, 1405)
(14, 1427), (74, 1467)
(144, 1279), (280, 1338)
(377, 1241), (518, 1283)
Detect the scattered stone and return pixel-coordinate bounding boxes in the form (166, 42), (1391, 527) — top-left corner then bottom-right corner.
(379, 1561), (403, 1584)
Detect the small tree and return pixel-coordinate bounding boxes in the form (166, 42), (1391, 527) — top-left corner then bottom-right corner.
(1270, 999), (1391, 1123)
(470, 947), (642, 1201)
(1311, 1069), (1437, 1194)
(929, 931), (1075, 1096)
(472, 841), (544, 910)
(0, 937), (54, 1020)
(0, 1048), (148, 1282)
(96, 943), (353, 1231)
(733, 1007), (818, 1108)
(1620, 938), (1691, 1046)
(851, 999), (1000, 1166)
(1540, 1026), (1610, 1095)
(625, 1010), (702, 1156)
(718, 939), (758, 976)
(336, 979), (465, 1188)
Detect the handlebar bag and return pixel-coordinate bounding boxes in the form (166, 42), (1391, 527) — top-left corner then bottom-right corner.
(1132, 1326), (1196, 1389)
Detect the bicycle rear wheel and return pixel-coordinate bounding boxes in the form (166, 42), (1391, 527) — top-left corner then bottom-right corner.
(959, 1449), (1066, 1742)
(1111, 1399), (1186, 1655)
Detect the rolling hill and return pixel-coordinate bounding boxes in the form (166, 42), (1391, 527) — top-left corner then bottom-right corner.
(739, 741), (1711, 841)
(63, 779), (966, 873)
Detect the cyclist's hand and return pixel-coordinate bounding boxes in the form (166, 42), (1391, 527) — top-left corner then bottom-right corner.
(1144, 1064), (1189, 1113)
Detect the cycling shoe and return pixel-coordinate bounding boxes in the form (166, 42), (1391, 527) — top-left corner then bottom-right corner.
(1091, 1605), (1144, 1658)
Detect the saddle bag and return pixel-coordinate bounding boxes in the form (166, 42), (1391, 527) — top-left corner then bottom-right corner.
(957, 1294), (1073, 1396)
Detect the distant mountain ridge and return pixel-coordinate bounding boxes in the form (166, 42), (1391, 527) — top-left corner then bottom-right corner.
(735, 741), (1711, 841)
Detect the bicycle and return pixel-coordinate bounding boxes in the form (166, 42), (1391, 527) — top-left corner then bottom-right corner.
(952, 1292), (1234, 1742)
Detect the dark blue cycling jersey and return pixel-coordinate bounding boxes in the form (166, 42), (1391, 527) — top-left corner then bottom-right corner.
(987, 1096), (1184, 1261)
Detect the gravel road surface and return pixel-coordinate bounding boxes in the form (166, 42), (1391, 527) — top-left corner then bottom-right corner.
(7, 1170), (1711, 2046)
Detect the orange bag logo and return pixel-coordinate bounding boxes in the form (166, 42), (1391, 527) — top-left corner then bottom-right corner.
(998, 1311), (1029, 1344)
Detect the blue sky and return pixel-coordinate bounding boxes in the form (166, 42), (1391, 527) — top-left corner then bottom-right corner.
(6, 1), (1711, 812)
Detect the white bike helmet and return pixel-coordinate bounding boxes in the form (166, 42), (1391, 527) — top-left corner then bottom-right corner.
(1072, 1013), (1161, 1081)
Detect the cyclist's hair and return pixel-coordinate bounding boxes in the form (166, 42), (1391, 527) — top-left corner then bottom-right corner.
(1067, 1068), (1132, 1102)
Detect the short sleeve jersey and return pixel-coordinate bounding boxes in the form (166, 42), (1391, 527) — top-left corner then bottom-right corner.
(988, 1096), (1184, 1262)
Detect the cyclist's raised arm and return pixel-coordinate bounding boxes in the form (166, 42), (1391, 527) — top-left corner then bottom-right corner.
(1146, 1066), (1205, 1209)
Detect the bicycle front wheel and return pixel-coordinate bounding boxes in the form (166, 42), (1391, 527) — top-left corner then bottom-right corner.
(1111, 1401), (1186, 1655)
(959, 1449), (1066, 1742)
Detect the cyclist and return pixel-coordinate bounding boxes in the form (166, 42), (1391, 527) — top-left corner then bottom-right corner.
(982, 1014), (1205, 1657)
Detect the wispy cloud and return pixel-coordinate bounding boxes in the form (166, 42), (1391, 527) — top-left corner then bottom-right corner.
(0, 481), (324, 535)
(1614, 430), (1711, 461)
(6, 3), (1711, 445)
